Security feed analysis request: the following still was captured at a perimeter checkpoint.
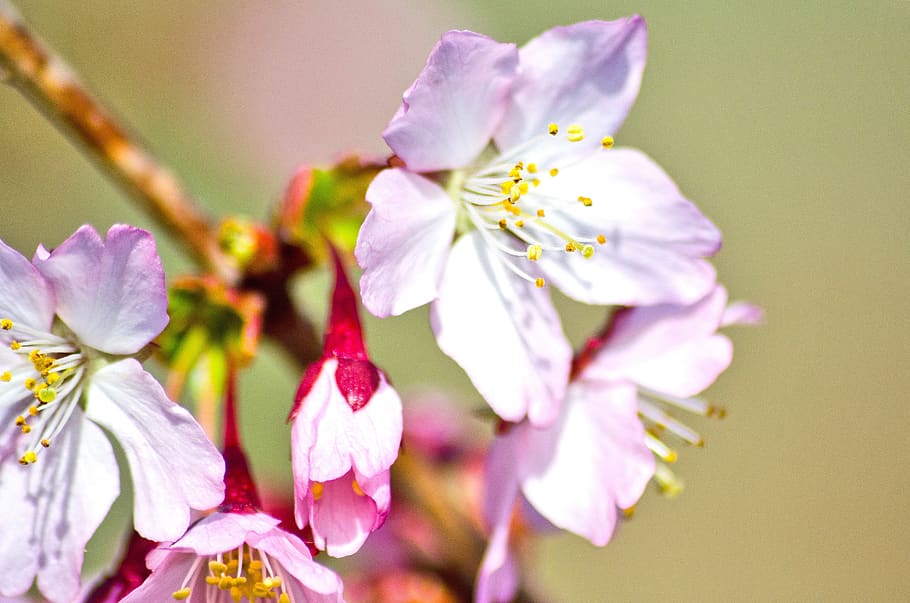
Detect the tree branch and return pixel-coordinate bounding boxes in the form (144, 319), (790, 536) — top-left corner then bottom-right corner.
(0, 1), (237, 283)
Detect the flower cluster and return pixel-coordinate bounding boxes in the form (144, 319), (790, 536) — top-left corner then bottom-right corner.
(0, 13), (757, 603)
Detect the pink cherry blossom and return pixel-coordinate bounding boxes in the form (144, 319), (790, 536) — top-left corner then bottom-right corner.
(289, 249), (402, 557)
(0, 225), (224, 603)
(477, 285), (756, 601)
(357, 18), (721, 427)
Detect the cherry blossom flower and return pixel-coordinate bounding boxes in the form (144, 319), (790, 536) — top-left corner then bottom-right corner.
(476, 285), (757, 602)
(122, 411), (344, 603)
(356, 17), (721, 427)
(289, 249), (402, 557)
(0, 225), (224, 602)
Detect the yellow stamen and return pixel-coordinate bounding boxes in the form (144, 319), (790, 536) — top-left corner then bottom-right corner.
(577, 196), (593, 207)
(527, 163), (538, 173)
(537, 209), (546, 217)
(549, 168), (559, 177)
(509, 184), (521, 202)
(352, 480), (365, 497)
(596, 234), (607, 245)
(526, 244), (542, 261)
(0, 319), (12, 330)
(567, 124), (584, 142)
(498, 219), (507, 229)
(15, 415), (25, 426)
(37, 387), (56, 403)
(279, 593), (291, 603)
(565, 242), (577, 253)
(500, 180), (513, 194)
(548, 122), (559, 135)
(601, 135), (615, 149)
(0, 371), (10, 382)
(28, 405), (38, 416)
(10, 341), (20, 351)
(19, 451), (37, 465)
(172, 588), (191, 600)
(46, 372), (60, 385)
(535, 277), (545, 288)
(581, 244), (595, 259)
(311, 482), (324, 500)
(20, 424), (31, 434)
(518, 181), (529, 194)
(532, 178), (541, 187)
(515, 220), (524, 228)
(40, 438), (50, 448)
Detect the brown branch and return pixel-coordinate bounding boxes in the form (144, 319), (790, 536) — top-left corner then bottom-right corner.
(0, 1), (237, 283)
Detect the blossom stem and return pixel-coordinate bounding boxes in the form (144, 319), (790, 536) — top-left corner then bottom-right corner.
(0, 1), (237, 284)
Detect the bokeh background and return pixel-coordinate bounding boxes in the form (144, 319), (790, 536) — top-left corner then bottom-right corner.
(2, 1), (908, 601)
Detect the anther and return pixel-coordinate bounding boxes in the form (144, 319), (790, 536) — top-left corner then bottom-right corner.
(527, 163), (538, 173)
(0, 319), (12, 330)
(567, 124), (584, 142)
(28, 406), (38, 416)
(535, 277), (545, 288)
(19, 451), (38, 465)
(532, 178), (541, 187)
(601, 136), (615, 149)
(515, 220), (525, 228)
(311, 482), (324, 500)
(21, 424), (31, 434)
(40, 438), (50, 448)
(549, 168), (559, 177)
(548, 122), (559, 135)
(581, 244), (595, 259)
(10, 341), (20, 351)
(498, 219), (507, 229)
(565, 242), (577, 253)
(15, 415), (25, 426)
(526, 244), (542, 261)
(352, 480), (365, 497)
(0, 371), (10, 382)
(172, 588), (191, 600)
(577, 196), (592, 207)
(596, 234), (607, 244)
(537, 209), (546, 217)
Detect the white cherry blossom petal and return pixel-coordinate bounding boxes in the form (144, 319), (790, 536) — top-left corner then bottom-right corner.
(431, 232), (570, 426)
(33, 225), (168, 355)
(384, 31), (518, 172)
(0, 238), (54, 332)
(357, 169), (457, 317)
(495, 17), (648, 155)
(85, 359), (224, 542)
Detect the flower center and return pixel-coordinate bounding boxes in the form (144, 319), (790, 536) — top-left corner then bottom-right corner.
(1, 318), (86, 465)
(451, 122), (615, 289)
(637, 386), (726, 498)
(171, 543), (292, 602)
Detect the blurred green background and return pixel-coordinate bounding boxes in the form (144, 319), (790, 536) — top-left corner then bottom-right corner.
(1, 1), (908, 601)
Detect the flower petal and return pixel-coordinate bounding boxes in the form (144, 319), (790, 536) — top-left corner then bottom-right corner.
(383, 31), (518, 172)
(431, 232), (570, 426)
(253, 528), (344, 600)
(495, 17), (648, 154)
(587, 285), (730, 395)
(0, 237), (54, 332)
(535, 148), (720, 305)
(517, 381), (654, 545)
(33, 225), (168, 355)
(476, 438), (520, 603)
(85, 359), (225, 542)
(172, 511), (280, 555)
(119, 552), (198, 603)
(356, 169), (457, 317)
(346, 377), (402, 479)
(310, 470), (381, 557)
(0, 411), (118, 602)
(292, 360), (350, 483)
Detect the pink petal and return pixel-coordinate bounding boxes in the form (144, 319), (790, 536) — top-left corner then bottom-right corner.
(292, 360), (352, 482)
(0, 237), (55, 331)
(0, 412), (118, 603)
(722, 301), (766, 327)
(535, 148), (720, 305)
(356, 169), (457, 317)
(253, 529), (344, 600)
(476, 439), (520, 603)
(587, 286), (728, 386)
(33, 225), (168, 355)
(310, 470), (381, 557)
(383, 31), (518, 172)
(173, 512), (280, 555)
(85, 360), (225, 542)
(119, 552), (198, 603)
(517, 382), (654, 545)
(346, 378), (402, 479)
(495, 17), (648, 153)
(431, 233), (571, 426)
(627, 334), (733, 398)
